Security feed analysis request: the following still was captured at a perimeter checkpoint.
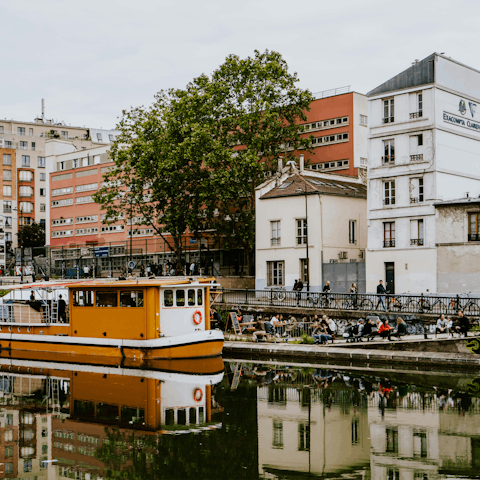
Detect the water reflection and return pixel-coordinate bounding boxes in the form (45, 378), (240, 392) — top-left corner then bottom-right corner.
(0, 358), (224, 479)
(230, 362), (480, 480)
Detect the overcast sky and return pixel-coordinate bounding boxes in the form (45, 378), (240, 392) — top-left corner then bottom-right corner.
(2, 0), (479, 129)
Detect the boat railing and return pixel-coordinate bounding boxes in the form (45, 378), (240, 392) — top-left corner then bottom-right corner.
(0, 303), (65, 325)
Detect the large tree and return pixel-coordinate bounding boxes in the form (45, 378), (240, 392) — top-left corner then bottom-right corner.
(18, 222), (45, 250)
(93, 86), (229, 270)
(198, 50), (314, 274)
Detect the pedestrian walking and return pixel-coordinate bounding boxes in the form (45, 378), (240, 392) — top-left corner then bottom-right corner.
(376, 280), (387, 311)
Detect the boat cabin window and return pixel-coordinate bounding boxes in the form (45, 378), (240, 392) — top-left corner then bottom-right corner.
(120, 290), (144, 307)
(164, 290), (173, 307)
(96, 291), (118, 308)
(188, 289), (195, 306)
(197, 289), (203, 306)
(72, 290), (94, 307)
(176, 290), (185, 306)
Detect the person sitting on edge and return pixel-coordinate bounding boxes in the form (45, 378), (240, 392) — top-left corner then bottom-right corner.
(363, 318), (374, 337)
(455, 310), (470, 337)
(312, 323), (332, 345)
(446, 316), (454, 338)
(435, 314), (448, 338)
(391, 317), (407, 340)
(378, 319), (393, 341)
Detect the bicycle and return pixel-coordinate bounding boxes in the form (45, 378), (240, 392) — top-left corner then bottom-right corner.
(453, 292), (480, 316)
(306, 293), (333, 308)
(407, 295), (447, 314)
(338, 295), (373, 311)
(388, 292), (410, 312)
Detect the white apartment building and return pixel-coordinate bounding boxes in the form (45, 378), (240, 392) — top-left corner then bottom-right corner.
(366, 53), (480, 294)
(256, 159), (367, 293)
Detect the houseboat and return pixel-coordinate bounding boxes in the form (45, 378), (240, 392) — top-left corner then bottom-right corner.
(0, 277), (224, 364)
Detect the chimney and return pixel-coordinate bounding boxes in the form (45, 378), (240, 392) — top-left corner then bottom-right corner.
(299, 154), (304, 172)
(278, 156), (283, 172)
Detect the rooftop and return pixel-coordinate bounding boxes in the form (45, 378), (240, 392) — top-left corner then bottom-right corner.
(434, 197), (480, 207)
(260, 173), (367, 200)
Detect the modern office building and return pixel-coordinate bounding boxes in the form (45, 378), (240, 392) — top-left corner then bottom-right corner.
(366, 53), (480, 293)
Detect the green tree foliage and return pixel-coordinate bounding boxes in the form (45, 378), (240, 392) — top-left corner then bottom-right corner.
(18, 222), (45, 250)
(94, 50), (312, 273)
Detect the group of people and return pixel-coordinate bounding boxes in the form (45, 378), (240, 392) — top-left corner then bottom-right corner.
(435, 311), (470, 337)
(341, 317), (407, 341)
(311, 314), (337, 344)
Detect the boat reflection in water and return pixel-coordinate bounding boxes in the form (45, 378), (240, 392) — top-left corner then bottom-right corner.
(0, 357), (224, 479)
(229, 362), (480, 480)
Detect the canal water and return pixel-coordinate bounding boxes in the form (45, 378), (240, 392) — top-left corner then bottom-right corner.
(1, 358), (480, 479)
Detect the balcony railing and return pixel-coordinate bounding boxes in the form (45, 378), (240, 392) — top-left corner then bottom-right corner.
(3, 208), (11, 213)
(271, 238), (281, 246)
(382, 155), (395, 165)
(410, 154), (423, 162)
(410, 238), (424, 246)
(410, 197), (423, 204)
(410, 111), (423, 119)
(383, 198), (395, 206)
(468, 233), (480, 241)
(382, 116), (394, 124)
(383, 239), (395, 247)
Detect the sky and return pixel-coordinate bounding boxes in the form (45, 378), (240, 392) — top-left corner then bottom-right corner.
(1, 0), (480, 129)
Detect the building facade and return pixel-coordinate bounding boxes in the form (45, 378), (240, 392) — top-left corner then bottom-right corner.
(290, 89), (368, 179)
(366, 53), (480, 293)
(255, 160), (367, 292)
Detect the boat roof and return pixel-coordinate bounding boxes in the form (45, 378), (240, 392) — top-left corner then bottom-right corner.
(1, 276), (217, 290)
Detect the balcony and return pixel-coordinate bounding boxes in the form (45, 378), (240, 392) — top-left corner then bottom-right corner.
(410, 197), (423, 204)
(382, 155), (395, 165)
(410, 111), (423, 119)
(383, 239), (395, 248)
(410, 154), (423, 162)
(383, 198), (395, 206)
(410, 238), (424, 246)
(383, 117), (394, 124)
(3, 208), (11, 213)
(271, 237), (281, 246)
(468, 234), (480, 241)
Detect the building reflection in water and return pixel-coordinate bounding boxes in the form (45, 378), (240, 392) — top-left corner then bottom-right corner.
(0, 357), (224, 479)
(243, 363), (480, 479)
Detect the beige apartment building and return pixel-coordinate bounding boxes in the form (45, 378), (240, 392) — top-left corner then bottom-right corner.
(0, 111), (118, 268)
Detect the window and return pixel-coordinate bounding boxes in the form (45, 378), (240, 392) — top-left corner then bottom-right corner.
(5, 217), (11, 228)
(76, 227), (98, 235)
(410, 178), (424, 203)
(40, 172), (46, 181)
(300, 258), (309, 284)
(5, 140), (12, 148)
(383, 139), (395, 164)
(96, 291), (118, 307)
(271, 220), (281, 246)
(120, 290), (144, 307)
(349, 220), (356, 244)
(52, 198), (73, 207)
(3, 201), (11, 213)
(3, 185), (11, 196)
(352, 418), (359, 444)
(20, 141), (28, 150)
(19, 170), (32, 181)
(109, 134), (114, 141)
(384, 180), (395, 205)
(19, 201), (33, 212)
(267, 261), (284, 286)
(40, 188), (46, 196)
(76, 195), (94, 204)
(273, 420), (284, 449)
(31, 142), (35, 150)
(19, 186), (33, 197)
(21, 155), (30, 166)
(76, 182), (98, 192)
(52, 218), (73, 225)
(386, 426), (399, 453)
(410, 219), (424, 246)
(40, 203), (46, 211)
(61, 131), (68, 139)
(73, 290), (94, 306)
(5, 463), (13, 474)
(0, 126), (3, 133)
(3, 154), (11, 165)
(298, 423), (310, 451)
(5, 446), (13, 457)
(76, 215), (98, 223)
(3, 170), (11, 181)
(24, 458), (33, 472)
(468, 213), (480, 241)
(360, 114), (368, 125)
(413, 429), (427, 457)
(38, 156), (45, 167)
(418, 134), (423, 146)
(101, 225), (124, 233)
(52, 186), (73, 196)
(29, 127), (33, 136)
(384, 222), (395, 247)
(383, 98), (394, 123)
(296, 219), (307, 245)
(360, 157), (368, 167)
(97, 133), (103, 141)
(18, 126), (25, 135)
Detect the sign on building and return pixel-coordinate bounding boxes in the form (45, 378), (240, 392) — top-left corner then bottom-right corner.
(94, 246), (110, 258)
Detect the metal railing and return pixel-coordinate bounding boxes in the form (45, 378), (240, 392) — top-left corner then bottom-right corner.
(468, 234), (480, 241)
(217, 289), (480, 316)
(410, 111), (423, 119)
(382, 116), (395, 124)
(313, 86), (350, 99)
(410, 154), (423, 162)
(382, 155), (395, 164)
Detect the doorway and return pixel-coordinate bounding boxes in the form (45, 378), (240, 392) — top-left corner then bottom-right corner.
(385, 262), (395, 294)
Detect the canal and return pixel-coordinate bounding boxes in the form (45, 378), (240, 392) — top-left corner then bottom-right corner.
(1, 358), (479, 479)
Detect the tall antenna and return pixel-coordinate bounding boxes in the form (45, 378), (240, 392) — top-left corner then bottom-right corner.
(41, 98), (45, 121)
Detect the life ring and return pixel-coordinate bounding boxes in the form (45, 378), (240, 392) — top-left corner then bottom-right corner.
(194, 388), (203, 402)
(193, 310), (202, 325)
